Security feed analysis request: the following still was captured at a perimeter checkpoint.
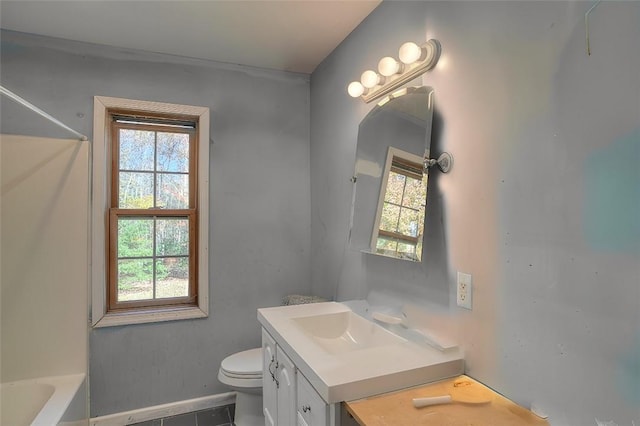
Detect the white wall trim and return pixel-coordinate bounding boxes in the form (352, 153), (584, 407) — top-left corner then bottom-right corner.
(89, 392), (235, 426)
(91, 96), (210, 327)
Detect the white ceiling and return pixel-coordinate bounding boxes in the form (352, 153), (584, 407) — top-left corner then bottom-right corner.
(0, 0), (381, 74)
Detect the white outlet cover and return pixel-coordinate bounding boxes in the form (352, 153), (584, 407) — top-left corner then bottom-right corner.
(457, 272), (472, 309)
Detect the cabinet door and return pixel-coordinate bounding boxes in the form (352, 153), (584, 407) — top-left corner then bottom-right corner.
(297, 372), (328, 425)
(262, 329), (277, 426)
(276, 346), (297, 426)
(297, 411), (310, 426)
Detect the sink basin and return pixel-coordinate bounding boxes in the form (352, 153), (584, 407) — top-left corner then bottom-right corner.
(258, 301), (464, 403)
(291, 311), (405, 354)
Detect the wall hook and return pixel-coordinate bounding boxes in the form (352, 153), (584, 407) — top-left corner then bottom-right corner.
(585, 0), (602, 56)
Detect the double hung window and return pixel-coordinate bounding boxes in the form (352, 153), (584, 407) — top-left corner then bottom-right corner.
(92, 97), (209, 327)
(109, 115), (197, 310)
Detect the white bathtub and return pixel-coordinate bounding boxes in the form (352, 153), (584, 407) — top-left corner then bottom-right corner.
(0, 374), (86, 426)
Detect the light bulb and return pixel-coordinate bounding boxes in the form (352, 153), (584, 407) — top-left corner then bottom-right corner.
(399, 42), (426, 64)
(347, 81), (365, 98)
(378, 57), (402, 77)
(360, 70), (382, 89)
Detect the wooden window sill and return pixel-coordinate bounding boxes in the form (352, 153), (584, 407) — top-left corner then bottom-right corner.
(93, 306), (207, 328)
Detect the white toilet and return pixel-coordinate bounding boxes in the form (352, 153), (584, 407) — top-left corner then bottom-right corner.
(218, 347), (264, 426)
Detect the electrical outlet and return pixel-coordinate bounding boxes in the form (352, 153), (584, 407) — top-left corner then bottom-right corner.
(457, 272), (472, 309)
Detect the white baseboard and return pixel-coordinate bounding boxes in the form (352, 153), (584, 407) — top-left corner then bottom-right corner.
(89, 392), (236, 426)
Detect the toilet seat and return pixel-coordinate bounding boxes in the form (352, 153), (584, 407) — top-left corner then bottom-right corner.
(218, 348), (263, 389)
(220, 348), (262, 377)
(222, 370), (262, 380)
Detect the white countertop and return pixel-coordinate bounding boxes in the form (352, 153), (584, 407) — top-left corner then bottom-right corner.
(258, 302), (463, 404)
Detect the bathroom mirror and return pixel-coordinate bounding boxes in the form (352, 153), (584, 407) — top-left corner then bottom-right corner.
(349, 86), (434, 262)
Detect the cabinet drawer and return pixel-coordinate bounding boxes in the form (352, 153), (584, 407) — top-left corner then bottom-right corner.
(297, 372), (327, 425)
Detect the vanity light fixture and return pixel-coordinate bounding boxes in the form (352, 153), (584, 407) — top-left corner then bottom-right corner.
(347, 81), (366, 98)
(361, 70), (383, 88)
(378, 57), (403, 77)
(399, 42), (430, 64)
(347, 39), (441, 103)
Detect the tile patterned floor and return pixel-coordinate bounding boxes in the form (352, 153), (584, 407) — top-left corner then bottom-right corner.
(131, 404), (234, 426)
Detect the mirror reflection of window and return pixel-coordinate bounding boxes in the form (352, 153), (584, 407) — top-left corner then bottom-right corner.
(372, 147), (427, 262)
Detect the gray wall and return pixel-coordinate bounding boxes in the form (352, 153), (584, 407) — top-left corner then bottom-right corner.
(0, 31), (311, 415)
(2, 1), (639, 422)
(310, 2), (639, 425)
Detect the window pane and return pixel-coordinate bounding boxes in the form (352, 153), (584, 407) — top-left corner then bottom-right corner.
(119, 172), (154, 208)
(156, 218), (189, 256)
(398, 207), (420, 237)
(397, 242), (416, 255)
(380, 203), (400, 232)
(417, 209), (425, 237)
(416, 240), (423, 261)
(118, 218), (153, 257)
(117, 258), (153, 301)
(402, 176), (426, 209)
(157, 132), (189, 172)
(157, 173), (189, 209)
(385, 172), (405, 204)
(376, 237), (397, 251)
(119, 129), (154, 171)
(156, 258), (189, 299)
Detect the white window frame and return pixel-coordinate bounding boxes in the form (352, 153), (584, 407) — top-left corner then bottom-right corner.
(91, 96), (209, 327)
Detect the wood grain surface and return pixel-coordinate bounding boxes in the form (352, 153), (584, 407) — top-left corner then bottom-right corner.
(344, 375), (550, 426)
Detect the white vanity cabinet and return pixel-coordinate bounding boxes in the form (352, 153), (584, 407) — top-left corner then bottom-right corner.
(262, 329), (297, 426)
(296, 372), (329, 426)
(262, 328), (337, 426)
(258, 302), (464, 426)
(262, 329), (277, 426)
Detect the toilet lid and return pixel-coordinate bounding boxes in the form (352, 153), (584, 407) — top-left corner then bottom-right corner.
(220, 348), (263, 378)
